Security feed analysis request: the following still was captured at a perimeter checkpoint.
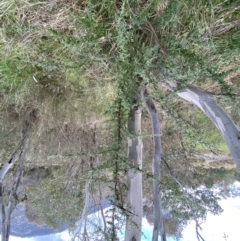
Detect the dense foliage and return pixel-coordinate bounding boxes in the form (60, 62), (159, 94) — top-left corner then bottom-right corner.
(1, 0), (240, 239)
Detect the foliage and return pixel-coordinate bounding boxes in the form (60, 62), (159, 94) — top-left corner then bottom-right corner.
(0, 0), (240, 239)
(26, 165), (85, 229)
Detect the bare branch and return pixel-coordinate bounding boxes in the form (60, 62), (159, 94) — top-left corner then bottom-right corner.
(143, 89), (166, 241)
(195, 220), (205, 241)
(125, 85), (144, 241)
(162, 157), (183, 188)
(162, 78), (240, 170)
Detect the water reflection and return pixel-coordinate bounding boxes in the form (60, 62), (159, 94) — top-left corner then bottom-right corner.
(3, 205), (64, 237)
(1, 183), (240, 241)
(182, 195), (240, 241)
(1, 160), (240, 241)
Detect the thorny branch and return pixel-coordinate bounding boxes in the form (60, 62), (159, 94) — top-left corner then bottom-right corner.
(146, 21), (165, 55)
(162, 157), (183, 188)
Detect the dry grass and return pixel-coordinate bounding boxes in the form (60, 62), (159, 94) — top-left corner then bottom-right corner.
(191, 158), (236, 170)
(0, 0), (239, 174)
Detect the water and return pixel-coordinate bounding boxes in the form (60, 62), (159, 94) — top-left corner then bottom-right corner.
(2, 192), (240, 241)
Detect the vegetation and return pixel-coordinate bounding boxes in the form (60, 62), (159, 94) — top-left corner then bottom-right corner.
(0, 0), (240, 240)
